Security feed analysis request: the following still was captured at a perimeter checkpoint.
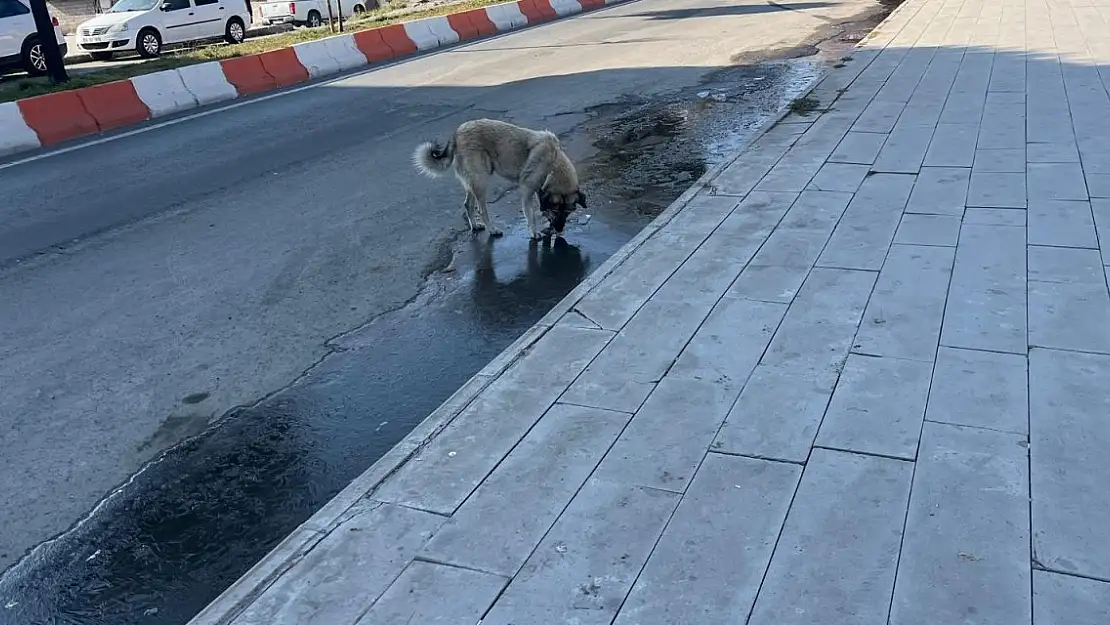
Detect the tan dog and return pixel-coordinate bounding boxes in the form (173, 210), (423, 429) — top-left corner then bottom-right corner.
(413, 119), (587, 240)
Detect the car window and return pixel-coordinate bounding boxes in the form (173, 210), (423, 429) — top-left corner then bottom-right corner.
(0, 0), (31, 19)
(194, 0), (218, 5)
(162, 0), (190, 10)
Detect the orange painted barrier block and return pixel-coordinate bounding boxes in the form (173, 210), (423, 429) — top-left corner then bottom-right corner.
(379, 24), (419, 57)
(353, 28), (395, 62)
(259, 48), (310, 87)
(447, 12), (480, 40)
(465, 8), (499, 36)
(580, 0), (605, 8)
(76, 80), (150, 131)
(221, 55), (278, 96)
(16, 91), (98, 145)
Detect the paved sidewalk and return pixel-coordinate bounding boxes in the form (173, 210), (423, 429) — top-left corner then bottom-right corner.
(193, 0), (1110, 622)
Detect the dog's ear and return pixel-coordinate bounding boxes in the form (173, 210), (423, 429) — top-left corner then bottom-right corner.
(575, 190), (588, 209)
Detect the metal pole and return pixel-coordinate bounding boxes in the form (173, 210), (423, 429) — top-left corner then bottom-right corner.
(27, 0), (68, 83)
(336, 0), (343, 32)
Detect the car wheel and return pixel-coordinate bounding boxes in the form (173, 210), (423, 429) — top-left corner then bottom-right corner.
(137, 28), (162, 58)
(306, 10), (322, 27)
(21, 36), (48, 76)
(352, 3), (365, 14)
(90, 51), (114, 61)
(225, 17), (246, 44)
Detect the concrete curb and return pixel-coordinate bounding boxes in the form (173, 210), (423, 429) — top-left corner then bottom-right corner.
(185, 2), (921, 623)
(0, 0), (619, 159)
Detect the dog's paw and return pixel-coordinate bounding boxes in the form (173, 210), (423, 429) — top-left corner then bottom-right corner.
(488, 227), (504, 237)
(469, 223), (486, 232)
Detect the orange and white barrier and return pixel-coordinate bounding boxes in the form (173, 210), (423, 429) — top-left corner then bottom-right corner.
(0, 0), (625, 158)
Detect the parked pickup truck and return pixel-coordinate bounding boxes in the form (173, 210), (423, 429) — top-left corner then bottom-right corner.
(257, 0), (376, 28)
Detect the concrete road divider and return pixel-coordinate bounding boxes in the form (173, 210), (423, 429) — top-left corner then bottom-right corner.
(259, 48), (312, 87)
(0, 0), (633, 159)
(549, 0), (583, 16)
(76, 81), (151, 131)
(177, 62), (238, 107)
(131, 69), (199, 118)
(293, 39), (342, 79)
(323, 34), (369, 71)
(0, 102), (40, 157)
(16, 91), (98, 147)
(486, 2), (529, 29)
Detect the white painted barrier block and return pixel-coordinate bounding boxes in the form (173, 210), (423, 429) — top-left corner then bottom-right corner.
(177, 62), (238, 106)
(130, 69), (198, 118)
(402, 19), (442, 50)
(549, 0), (582, 16)
(486, 3), (528, 30)
(424, 15), (461, 46)
(0, 102), (40, 157)
(293, 38), (341, 79)
(323, 34), (367, 71)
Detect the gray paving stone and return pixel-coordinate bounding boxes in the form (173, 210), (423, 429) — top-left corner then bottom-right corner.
(967, 171), (1027, 208)
(925, 346), (1028, 434)
(713, 363), (838, 463)
(1030, 348), (1110, 581)
(894, 214), (962, 246)
(1034, 571), (1110, 625)
(480, 478), (679, 625)
(963, 207), (1026, 226)
(726, 264), (808, 304)
(669, 297), (787, 388)
(761, 267), (878, 373)
(564, 196), (790, 412)
(854, 244), (955, 362)
(853, 99), (907, 134)
(978, 98), (1026, 149)
(745, 190), (853, 269)
(940, 89), (987, 125)
(974, 148), (1026, 172)
(374, 324), (612, 514)
(816, 354), (932, 459)
(819, 174), (917, 269)
(747, 449), (913, 625)
(906, 167), (970, 216)
(613, 454), (801, 625)
(1028, 200), (1099, 248)
(1028, 141), (1081, 163)
(989, 56), (1026, 93)
(924, 123), (979, 167)
(354, 561), (505, 625)
(1028, 162), (1090, 201)
(419, 403), (629, 576)
(1028, 246), (1110, 353)
(1087, 173), (1110, 198)
(574, 194), (739, 330)
(806, 162), (871, 192)
(889, 422), (1031, 625)
(942, 224), (1027, 354)
(829, 131), (887, 164)
(231, 503), (445, 625)
(873, 123), (936, 173)
(593, 377), (740, 493)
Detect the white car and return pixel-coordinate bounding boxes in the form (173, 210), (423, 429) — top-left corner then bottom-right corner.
(0, 0), (67, 76)
(258, 0), (375, 29)
(75, 0), (252, 60)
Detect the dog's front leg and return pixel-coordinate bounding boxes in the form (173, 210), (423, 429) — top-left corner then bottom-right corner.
(522, 192), (542, 240)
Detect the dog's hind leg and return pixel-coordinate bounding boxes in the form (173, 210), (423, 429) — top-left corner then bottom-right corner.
(461, 189), (483, 232)
(470, 179), (502, 237)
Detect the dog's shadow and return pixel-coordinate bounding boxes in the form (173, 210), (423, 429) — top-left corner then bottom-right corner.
(468, 236), (589, 327)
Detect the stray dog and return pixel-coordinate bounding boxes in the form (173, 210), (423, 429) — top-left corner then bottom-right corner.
(413, 119), (588, 239)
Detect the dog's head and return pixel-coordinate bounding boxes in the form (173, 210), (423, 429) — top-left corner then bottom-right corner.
(538, 189), (588, 234)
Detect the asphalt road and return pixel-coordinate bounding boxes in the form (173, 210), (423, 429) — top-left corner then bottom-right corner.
(0, 0), (887, 601)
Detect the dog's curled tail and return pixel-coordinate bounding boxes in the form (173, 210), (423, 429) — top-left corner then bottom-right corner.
(412, 137), (456, 177)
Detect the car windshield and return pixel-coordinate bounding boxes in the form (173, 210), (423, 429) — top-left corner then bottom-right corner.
(108, 0), (160, 12)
